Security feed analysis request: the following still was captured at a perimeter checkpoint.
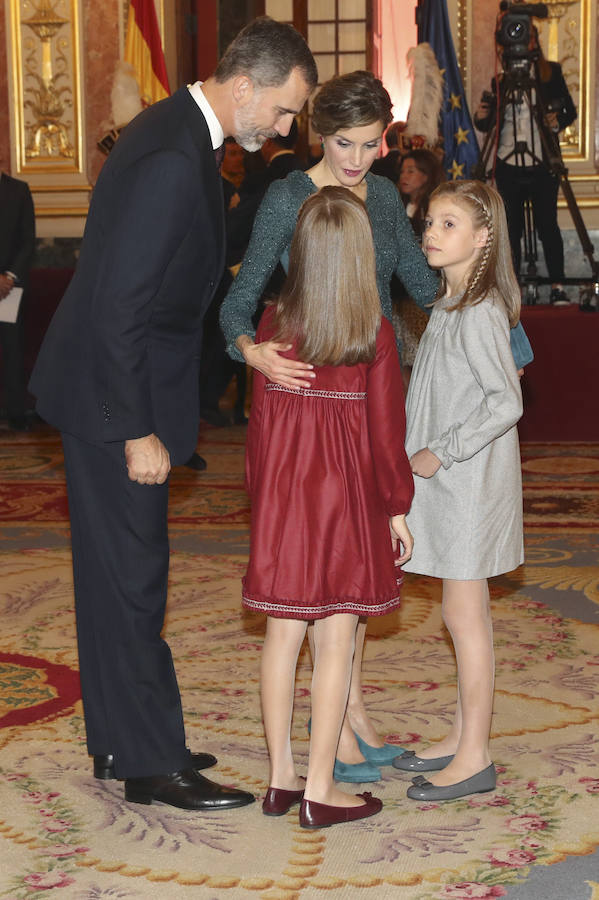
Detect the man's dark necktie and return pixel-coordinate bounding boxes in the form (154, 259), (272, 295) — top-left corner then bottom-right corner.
(214, 144), (225, 170)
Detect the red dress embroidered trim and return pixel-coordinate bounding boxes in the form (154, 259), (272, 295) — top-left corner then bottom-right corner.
(265, 384), (367, 400)
(242, 592), (401, 620)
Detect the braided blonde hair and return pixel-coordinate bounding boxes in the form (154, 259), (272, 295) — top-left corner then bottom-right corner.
(429, 180), (521, 327)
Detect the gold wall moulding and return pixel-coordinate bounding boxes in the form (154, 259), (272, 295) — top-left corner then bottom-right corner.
(541, 0), (590, 158)
(558, 197), (599, 207)
(33, 182), (93, 192)
(565, 173), (599, 181)
(457, 0), (594, 162)
(35, 205), (90, 216)
(9, 0), (84, 172)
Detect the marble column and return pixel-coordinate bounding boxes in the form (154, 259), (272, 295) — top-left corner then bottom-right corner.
(83, 0), (120, 185)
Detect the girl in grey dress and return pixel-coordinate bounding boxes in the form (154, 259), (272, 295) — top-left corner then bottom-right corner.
(394, 181), (524, 802)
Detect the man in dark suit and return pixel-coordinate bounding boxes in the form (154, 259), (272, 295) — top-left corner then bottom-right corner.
(260, 118), (303, 182)
(0, 169), (35, 430)
(226, 119), (303, 263)
(30, 16), (317, 811)
(370, 121), (408, 183)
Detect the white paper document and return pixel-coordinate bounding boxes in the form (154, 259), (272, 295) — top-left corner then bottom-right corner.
(0, 286), (23, 323)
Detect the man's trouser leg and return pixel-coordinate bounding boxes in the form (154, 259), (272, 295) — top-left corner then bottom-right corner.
(62, 432), (191, 779)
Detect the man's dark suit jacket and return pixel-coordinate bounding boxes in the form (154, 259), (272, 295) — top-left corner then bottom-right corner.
(30, 87), (225, 465)
(266, 151), (302, 182)
(370, 149), (402, 184)
(0, 173), (35, 287)
(226, 152), (303, 267)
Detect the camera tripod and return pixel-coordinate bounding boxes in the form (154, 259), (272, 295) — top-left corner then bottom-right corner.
(473, 64), (599, 307)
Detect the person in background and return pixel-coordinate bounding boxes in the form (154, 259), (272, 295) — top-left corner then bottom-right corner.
(221, 137), (247, 191)
(398, 149), (445, 236)
(393, 149), (445, 389)
(371, 121), (410, 183)
(259, 118), (303, 182)
(227, 119), (304, 266)
(473, 39), (576, 305)
(0, 168), (35, 431)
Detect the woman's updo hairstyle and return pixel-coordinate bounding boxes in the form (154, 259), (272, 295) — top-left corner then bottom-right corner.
(311, 71), (393, 135)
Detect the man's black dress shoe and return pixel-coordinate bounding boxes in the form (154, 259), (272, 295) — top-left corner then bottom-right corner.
(184, 452), (207, 471)
(93, 752), (217, 780)
(124, 768), (255, 810)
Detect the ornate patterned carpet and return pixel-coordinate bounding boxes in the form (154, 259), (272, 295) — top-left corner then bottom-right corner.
(0, 426), (598, 900)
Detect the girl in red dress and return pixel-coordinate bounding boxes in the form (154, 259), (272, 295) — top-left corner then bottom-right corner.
(243, 187), (414, 828)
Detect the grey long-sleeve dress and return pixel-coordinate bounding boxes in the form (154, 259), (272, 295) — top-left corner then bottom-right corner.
(403, 292), (524, 581)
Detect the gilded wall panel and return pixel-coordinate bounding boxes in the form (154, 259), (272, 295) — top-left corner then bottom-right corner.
(8, 0), (84, 174)
(534, 0), (589, 159)
(462, 0), (594, 158)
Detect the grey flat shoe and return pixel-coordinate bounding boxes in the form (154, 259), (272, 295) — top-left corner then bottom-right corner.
(392, 750), (454, 772)
(411, 774), (428, 786)
(406, 763), (496, 801)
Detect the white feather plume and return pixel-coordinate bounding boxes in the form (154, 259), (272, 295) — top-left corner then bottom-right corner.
(405, 43), (444, 146)
(111, 61), (143, 129)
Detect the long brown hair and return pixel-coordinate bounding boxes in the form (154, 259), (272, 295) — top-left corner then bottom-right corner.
(274, 186), (382, 366)
(429, 180), (521, 327)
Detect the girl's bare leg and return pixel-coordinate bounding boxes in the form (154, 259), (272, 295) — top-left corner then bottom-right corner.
(344, 619), (386, 746)
(261, 616), (308, 790)
(308, 619), (383, 765)
(304, 613), (365, 807)
(416, 685), (462, 761)
(425, 578), (495, 786)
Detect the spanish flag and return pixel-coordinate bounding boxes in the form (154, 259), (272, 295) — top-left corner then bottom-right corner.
(124, 0), (170, 107)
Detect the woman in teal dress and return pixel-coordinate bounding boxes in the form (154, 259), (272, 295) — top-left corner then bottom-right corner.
(220, 70), (532, 784)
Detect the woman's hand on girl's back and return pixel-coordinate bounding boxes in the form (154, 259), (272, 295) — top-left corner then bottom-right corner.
(410, 448), (442, 478)
(390, 515), (414, 565)
(237, 336), (316, 389)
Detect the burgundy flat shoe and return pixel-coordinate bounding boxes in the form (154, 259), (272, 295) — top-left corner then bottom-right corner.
(299, 792), (382, 829)
(262, 780), (306, 816)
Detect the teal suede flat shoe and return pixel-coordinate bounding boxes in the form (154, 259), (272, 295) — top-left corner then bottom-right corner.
(333, 759), (382, 783)
(354, 732), (406, 766)
(306, 719), (382, 783)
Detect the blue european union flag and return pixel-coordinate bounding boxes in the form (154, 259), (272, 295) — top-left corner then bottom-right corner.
(418, 0), (479, 179)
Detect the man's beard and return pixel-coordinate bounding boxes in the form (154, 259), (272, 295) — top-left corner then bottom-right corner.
(233, 104), (277, 152)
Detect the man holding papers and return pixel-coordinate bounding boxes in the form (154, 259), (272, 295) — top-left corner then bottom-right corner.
(0, 170), (35, 430)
